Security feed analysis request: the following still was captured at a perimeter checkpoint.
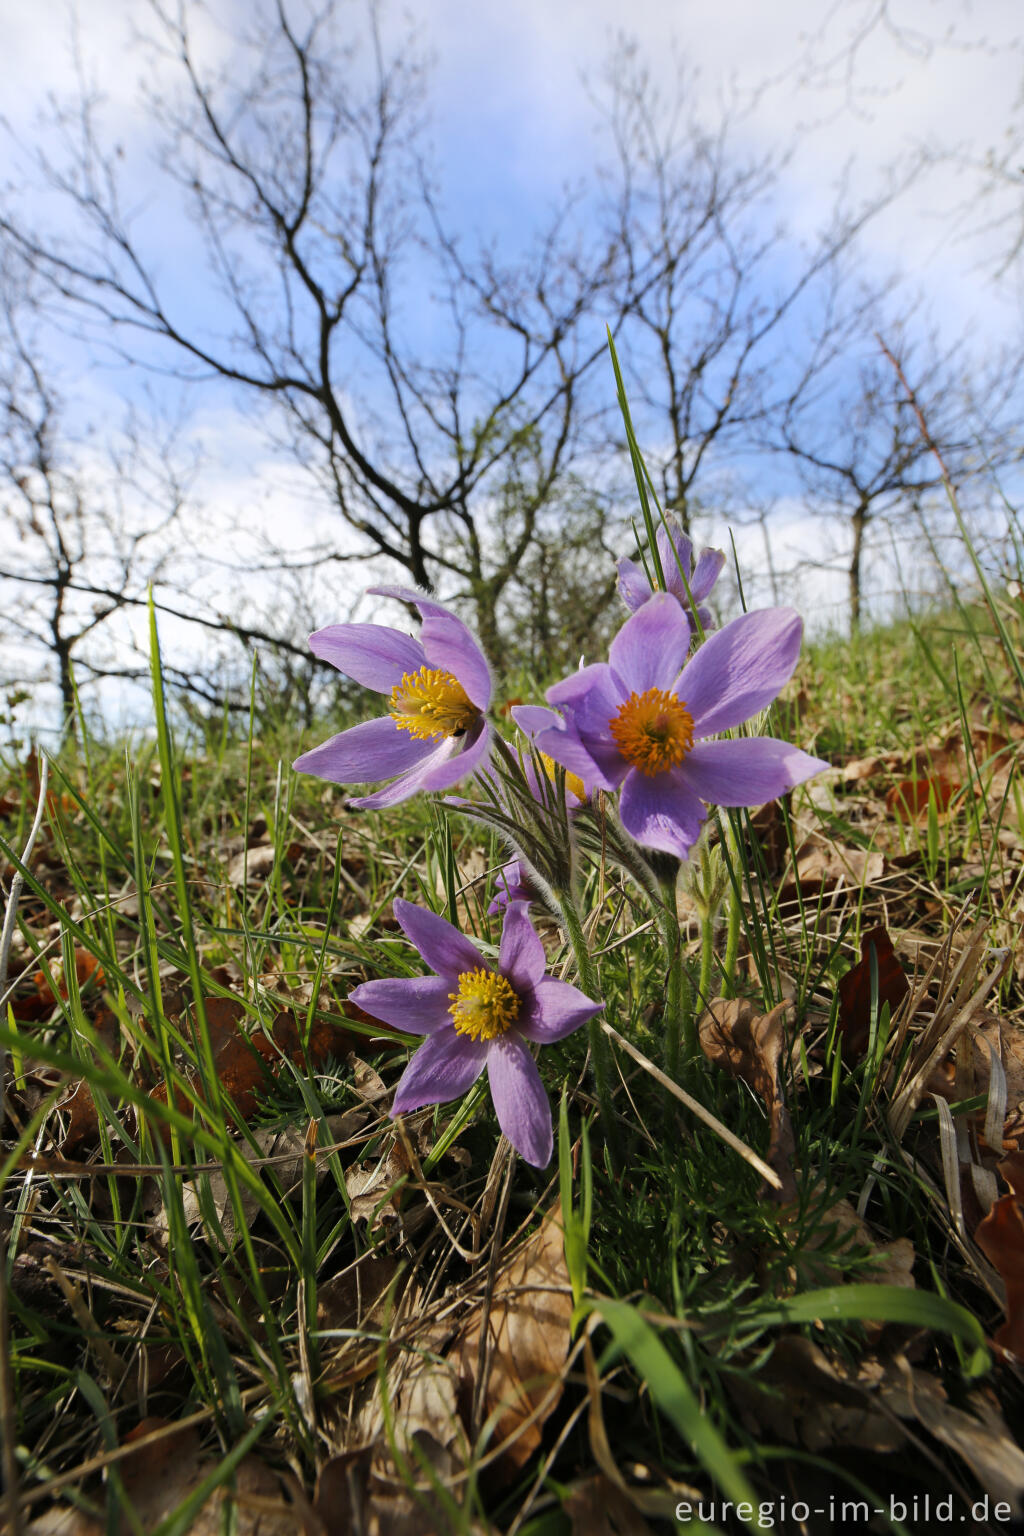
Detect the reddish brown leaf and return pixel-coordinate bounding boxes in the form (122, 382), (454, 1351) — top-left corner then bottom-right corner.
(34, 949), (105, 999)
(885, 774), (958, 822)
(975, 1151), (1024, 1360)
(837, 925), (910, 1063)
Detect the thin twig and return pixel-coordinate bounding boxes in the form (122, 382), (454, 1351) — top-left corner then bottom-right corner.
(600, 1019), (783, 1190)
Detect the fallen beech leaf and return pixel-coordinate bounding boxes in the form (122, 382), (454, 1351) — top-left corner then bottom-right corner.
(782, 834), (884, 901)
(345, 1137), (411, 1230)
(837, 925), (910, 1063)
(26, 1417), (311, 1535)
(55, 1004), (122, 1155)
(700, 998), (797, 1203)
(883, 1366), (1024, 1513)
(564, 1473), (658, 1535)
(840, 752), (903, 783)
(34, 948), (105, 999)
(317, 1251), (403, 1332)
(727, 1335), (906, 1454)
(791, 1196), (915, 1325)
(975, 1151), (1024, 1359)
(885, 774), (958, 821)
(451, 1207), (572, 1479)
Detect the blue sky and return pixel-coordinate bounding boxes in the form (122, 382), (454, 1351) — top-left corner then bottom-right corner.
(2, 0), (1022, 731)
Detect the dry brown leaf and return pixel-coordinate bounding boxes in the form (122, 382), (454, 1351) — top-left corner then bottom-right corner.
(317, 1251), (404, 1332)
(792, 1196), (915, 1325)
(885, 774), (959, 822)
(883, 1366), (1024, 1512)
(451, 1207), (573, 1478)
(700, 997), (797, 1203)
(564, 1473), (658, 1536)
(345, 1136), (411, 1230)
(783, 833), (884, 898)
(26, 1419), (312, 1535)
(840, 752), (904, 783)
(727, 1335), (906, 1454)
(975, 1150), (1024, 1359)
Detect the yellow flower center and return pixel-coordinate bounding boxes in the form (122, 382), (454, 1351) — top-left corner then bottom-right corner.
(389, 667), (477, 742)
(609, 687), (695, 776)
(449, 968), (521, 1042)
(539, 751), (586, 804)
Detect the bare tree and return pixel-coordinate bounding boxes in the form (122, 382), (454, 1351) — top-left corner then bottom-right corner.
(593, 44), (897, 542)
(772, 317), (1020, 627)
(0, 266), (187, 726)
(0, 256), (359, 731)
(0, 0), (618, 665)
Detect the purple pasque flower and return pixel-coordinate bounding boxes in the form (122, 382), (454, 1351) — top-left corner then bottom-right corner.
(350, 898), (602, 1167)
(487, 858), (538, 915)
(530, 591), (829, 860)
(293, 586), (493, 809)
(617, 516), (726, 631)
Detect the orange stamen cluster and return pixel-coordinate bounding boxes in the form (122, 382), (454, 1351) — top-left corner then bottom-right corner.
(449, 968), (520, 1041)
(389, 666), (477, 742)
(609, 687), (695, 776)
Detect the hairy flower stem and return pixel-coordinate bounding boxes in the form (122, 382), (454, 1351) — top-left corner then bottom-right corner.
(555, 889), (615, 1142)
(659, 873), (694, 1084)
(722, 881), (742, 999)
(698, 915), (716, 1013)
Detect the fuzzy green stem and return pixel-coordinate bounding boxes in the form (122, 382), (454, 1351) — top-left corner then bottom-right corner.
(658, 874), (694, 1082)
(556, 890), (614, 1137)
(722, 861), (742, 998)
(698, 913), (716, 1011)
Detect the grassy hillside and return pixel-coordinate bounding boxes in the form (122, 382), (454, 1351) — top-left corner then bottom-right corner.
(1, 580), (1022, 1535)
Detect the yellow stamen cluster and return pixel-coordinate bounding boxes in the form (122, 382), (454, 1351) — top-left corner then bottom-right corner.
(449, 967), (521, 1042)
(389, 666), (477, 742)
(609, 687), (695, 777)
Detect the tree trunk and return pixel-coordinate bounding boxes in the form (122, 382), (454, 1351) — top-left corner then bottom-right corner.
(848, 502), (868, 633)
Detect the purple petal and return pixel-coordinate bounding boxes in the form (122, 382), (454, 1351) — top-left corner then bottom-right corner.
(368, 584), (453, 620)
(393, 897), (487, 980)
(348, 976), (453, 1034)
(608, 593), (691, 695)
(657, 524), (694, 599)
(616, 557), (654, 613)
(534, 724), (623, 793)
(679, 738), (829, 807)
(391, 1029), (488, 1115)
(346, 736), (461, 810)
(368, 586), (492, 709)
(488, 860), (535, 915)
(519, 978), (602, 1042)
(511, 704), (561, 740)
(675, 608), (804, 738)
(416, 720), (492, 792)
(419, 613), (492, 711)
(618, 767), (708, 858)
(309, 623), (426, 692)
(346, 722), (491, 809)
(486, 1034), (553, 1167)
(293, 715), (432, 784)
(690, 547), (727, 603)
(498, 902), (547, 993)
(546, 663), (624, 738)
